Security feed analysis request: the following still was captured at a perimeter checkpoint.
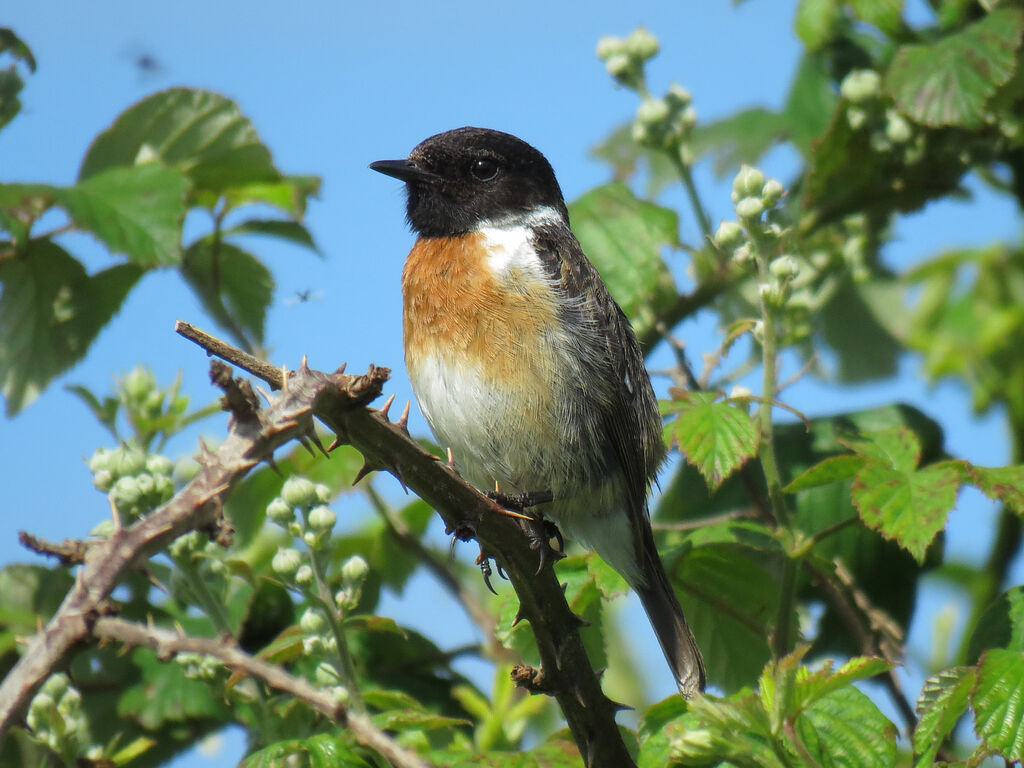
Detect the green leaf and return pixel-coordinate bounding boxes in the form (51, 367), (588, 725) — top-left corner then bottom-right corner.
(973, 648), (1024, 760)
(223, 217), (320, 254)
(241, 734), (372, 768)
(690, 108), (789, 177)
(222, 175), (321, 218)
(784, 455), (867, 493)
(795, 0), (842, 51)
(180, 240), (273, 347)
(794, 655), (892, 713)
(65, 384), (120, 436)
(796, 685), (898, 767)
(0, 564), (74, 656)
(885, 7), (1024, 128)
(852, 458), (959, 563)
(844, 425), (919, 470)
(819, 276), (905, 383)
(0, 28), (36, 71)
(913, 666), (976, 767)
(555, 555), (609, 671)
(662, 391), (758, 491)
(968, 464), (1024, 513)
(0, 240), (143, 415)
(967, 587), (1024, 662)
(0, 182), (58, 243)
(117, 648), (229, 729)
(849, 0), (905, 36)
(80, 88), (281, 191)
(568, 183), (678, 337)
(429, 738), (583, 768)
(669, 543), (788, 691)
(782, 53), (840, 155)
(637, 695), (690, 768)
(55, 164), (188, 266)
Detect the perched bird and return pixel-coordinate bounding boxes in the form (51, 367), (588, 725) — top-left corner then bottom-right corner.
(370, 127), (706, 697)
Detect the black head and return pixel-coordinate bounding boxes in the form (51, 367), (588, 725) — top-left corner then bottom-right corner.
(370, 127), (569, 237)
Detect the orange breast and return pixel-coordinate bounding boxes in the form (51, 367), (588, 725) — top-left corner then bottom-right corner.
(402, 233), (561, 385)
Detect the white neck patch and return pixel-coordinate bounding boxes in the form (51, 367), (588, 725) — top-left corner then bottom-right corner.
(477, 206), (564, 275)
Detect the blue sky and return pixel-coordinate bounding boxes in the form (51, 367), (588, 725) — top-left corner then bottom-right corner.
(2, 1), (1022, 764)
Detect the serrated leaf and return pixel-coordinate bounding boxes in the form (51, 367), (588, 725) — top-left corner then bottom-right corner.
(820, 277), (906, 383)
(223, 175), (321, 218)
(662, 391), (758, 491)
(794, 655), (892, 714)
(973, 648), (1024, 760)
(428, 738), (583, 768)
(568, 183), (678, 337)
(0, 28), (36, 71)
(223, 217), (320, 254)
(844, 426), (920, 470)
(586, 552), (629, 599)
(56, 164), (188, 266)
(690, 108), (789, 177)
(0, 182), (58, 242)
(371, 708), (471, 733)
(885, 7), (1024, 128)
(241, 734), (372, 768)
(783, 53), (839, 155)
(785, 454), (867, 492)
(852, 458), (959, 562)
(968, 464), (1024, 513)
(913, 666), (976, 767)
(0, 240), (143, 415)
(180, 240), (273, 347)
(796, 686), (898, 767)
(80, 88), (281, 191)
(795, 0), (842, 50)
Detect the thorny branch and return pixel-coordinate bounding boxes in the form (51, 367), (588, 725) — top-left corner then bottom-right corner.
(174, 322), (636, 768)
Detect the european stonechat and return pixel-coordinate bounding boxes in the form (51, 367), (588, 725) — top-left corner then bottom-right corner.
(371, 127), (705, 697)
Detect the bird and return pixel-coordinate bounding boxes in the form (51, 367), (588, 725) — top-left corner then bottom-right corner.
(370, 127), (706, 697)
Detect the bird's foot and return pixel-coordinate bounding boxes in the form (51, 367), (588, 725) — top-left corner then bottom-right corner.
(486, 488), (565, 575)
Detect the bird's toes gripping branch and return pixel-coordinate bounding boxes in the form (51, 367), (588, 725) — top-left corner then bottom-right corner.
(485, 489), (565, 575)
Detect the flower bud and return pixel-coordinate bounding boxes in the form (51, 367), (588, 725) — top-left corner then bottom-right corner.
(110, 446), (147, 478)
(120, 366), (156, 402)
(135, 472), (156, 499)
(281, 476), (317, 509)
(154, 475), (174, 503)
(56, 687), (81, 717)
(342, 555), (370, 585)
(315, 661), (340, 685)
(840, 69), (881, 103)
(595, 36), (624, 61)
(761, 179), (784, 207)
(110, 476), (142, 510)
(272, 547), (302, 577)
(769, 255), (799, 280)
(846, 106), (868, 130)
(299, 607), (326, 634)
(303, 531), (319, 549)
(146, 454), (174, 477)
(295, 564), (314, 585)
(625, 27), (659, 61)
(41, 674), (69, 699)
(88, 448), (111, 474)
(729, 385), (753, 400)
(636, 97), (670, 127)
(732, 164), (766, 199)
(666, 83), (692, 107)
(93, 469), (114, 493)
(885, 110), (912, 144)
(735, 196), (765, 220)
(307, 505), (337, 532)
(713, 220), (744, 250)
(732, 243), (755, 267)
(331, 685), (351, 705)
(631, 122), (650, 145)
(314, 483), (332, 504)
(266, 497), (294, 525)
(604, 53), (632, 79)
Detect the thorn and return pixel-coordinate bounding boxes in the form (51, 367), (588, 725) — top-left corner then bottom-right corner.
(306, 429), (329, 457)
(379, 393), (396, 420)
(396, 401), (411, 433)
(328, 437), (343, 452)
(335, 362), (347, 375)
(449, 534), (458, 559)
(608, 698), (633, 713)
(512, 607), (525, 627)
(573, 683), (587, 708)
(280, 365), (290, 392)
(265, 456), (283, 476)
(352, 459), (375, 486)
(447, 447), (456, 469)
(390, 464), (408, 493)
(494, 479), (500, 493)
(255, 386), (273, 405)
(300, 354), (309, 372)
(297, 436), (317, 458)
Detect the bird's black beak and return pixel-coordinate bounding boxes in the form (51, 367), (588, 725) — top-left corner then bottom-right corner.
(369, 159), (439, 183)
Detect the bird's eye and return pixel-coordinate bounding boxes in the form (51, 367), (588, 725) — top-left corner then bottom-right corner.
(470, 158), (500, 181)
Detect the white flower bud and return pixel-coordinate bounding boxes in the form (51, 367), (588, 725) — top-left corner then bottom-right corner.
(769, 255), (799, 280)
(626, 27), (660, 60)
(885, 110), (912, 143)
(295, 565), (313, 585)
(314, 483), (332, 504)
(272, 547), (302, 577)
(666, 83), (692, 107)
(733, 164), (766, 199)
(595, 36), (624, 61)
(93, 469), (114, 493)
(636, 97), (670, 127)
(299, 607), (326, 634)
(315, 661), (340, 685)
(109, 476), (142, 510)
(605, 53), (632, 79)
(307, 505), (337, 532)
(281, 476), (317, 509)
(714, 220), (744, 249)
(88, 448), (111, 474)
(846, 106), (868, 130)
(303, 531), (319, 549)
(342, 555), (370, 585)
(840, 69), (881, 103)
(735, 196), (765, 220)
(761, 179), (784, 207)
(729, 385), (753, 400)
(266, 497), (294, 525)
(146, 454), (174, 477)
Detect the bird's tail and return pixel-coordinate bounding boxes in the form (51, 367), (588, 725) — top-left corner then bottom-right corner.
(633, 530), (706, 698)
